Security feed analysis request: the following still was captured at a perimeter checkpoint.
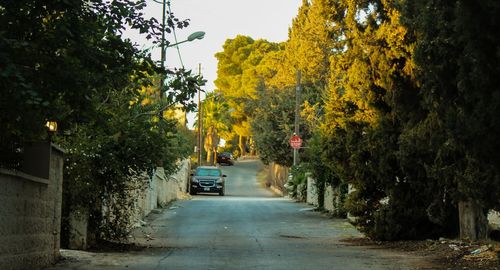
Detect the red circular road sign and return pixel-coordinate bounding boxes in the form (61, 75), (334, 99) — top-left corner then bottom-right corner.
(289, 135), (302, 149)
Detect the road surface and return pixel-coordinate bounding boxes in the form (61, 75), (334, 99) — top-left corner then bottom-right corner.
(45, 159), (431, 270)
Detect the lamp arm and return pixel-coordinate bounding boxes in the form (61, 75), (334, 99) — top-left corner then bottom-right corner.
(167, 39), (189, 48)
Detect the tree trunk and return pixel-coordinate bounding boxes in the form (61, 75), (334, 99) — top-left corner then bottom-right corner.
(213, 149), (217, 165)
(204, 126), (219, 165)
(249, 136), (256, 156)
(458, 200), (488, 241)
(238, 135), (246, 156)
(206, 148), (213, 164)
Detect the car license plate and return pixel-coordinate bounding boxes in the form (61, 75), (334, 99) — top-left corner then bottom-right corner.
(204, 187), (210, 191)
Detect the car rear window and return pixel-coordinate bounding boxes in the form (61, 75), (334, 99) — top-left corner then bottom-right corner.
(196, 168), (221, 176)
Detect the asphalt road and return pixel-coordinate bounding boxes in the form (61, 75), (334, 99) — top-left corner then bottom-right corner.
(46, 159), (430, 270)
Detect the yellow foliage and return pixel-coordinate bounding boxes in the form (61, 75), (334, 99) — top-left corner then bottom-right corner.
(233, 121), (252, 137)
(141, 97), (151, 106)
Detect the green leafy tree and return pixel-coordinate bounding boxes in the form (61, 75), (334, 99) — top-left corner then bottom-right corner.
(0, 0), (167, 167)
(0, 0), (204, 243)
(58, 70), (201, 242)
(214, 36), (280, 156)
(247, 0), (336, 165)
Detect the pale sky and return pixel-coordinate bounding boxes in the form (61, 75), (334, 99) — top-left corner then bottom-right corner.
(127, 0), (302, 127)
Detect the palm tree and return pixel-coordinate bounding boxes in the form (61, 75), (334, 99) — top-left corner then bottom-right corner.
(200, 92), (231, 165)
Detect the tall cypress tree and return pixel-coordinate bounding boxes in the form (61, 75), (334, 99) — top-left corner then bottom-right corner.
(321, 0), (457, 239)
(402, 1), (500, 240)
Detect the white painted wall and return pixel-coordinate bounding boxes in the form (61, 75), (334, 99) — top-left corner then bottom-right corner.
(324, 185), (334, 212)
(488, 210), (500, 230)
(133, 159), (191, 227)
(306, 175), (318, 206)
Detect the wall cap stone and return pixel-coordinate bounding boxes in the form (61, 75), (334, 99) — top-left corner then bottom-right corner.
(50, 142), (66, 154)
(0, 168), (49, 185)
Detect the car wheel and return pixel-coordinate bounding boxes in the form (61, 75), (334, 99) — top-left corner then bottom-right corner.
(190, 189), (197, 195)
(219, 190), (225, 196)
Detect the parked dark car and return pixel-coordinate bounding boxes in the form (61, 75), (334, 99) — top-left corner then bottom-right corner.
(216, 152), (234, 165)
(190, 166), (226, 196)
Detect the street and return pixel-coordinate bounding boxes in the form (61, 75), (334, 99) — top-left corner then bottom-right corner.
(46, 159), (431, 270)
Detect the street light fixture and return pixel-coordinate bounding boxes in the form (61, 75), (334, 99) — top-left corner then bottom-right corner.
(159, 30), (205, 96)
(186, 31), (206, 43)
(163, 31), (205, 51)
(156, 0), (205, 96)
(153, 0), (206, 165)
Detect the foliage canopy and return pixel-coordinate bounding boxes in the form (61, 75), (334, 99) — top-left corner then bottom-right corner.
(1, 0), (204, 242)
(215, 0), (500, 240)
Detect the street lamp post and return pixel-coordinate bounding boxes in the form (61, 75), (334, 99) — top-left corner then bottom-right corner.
(156, 0), (205, 97)
(159, 31), (205, 98)
(154, 0), (205, 166)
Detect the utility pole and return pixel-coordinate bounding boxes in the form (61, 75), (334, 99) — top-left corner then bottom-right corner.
(159, 0), (166, 98)
(293, 70), (301, 166)
(197, 63), (202, 166)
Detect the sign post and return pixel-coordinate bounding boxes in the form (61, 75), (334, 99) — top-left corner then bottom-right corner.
(292, 71), (302, 166)
(290, 134), (302, 166)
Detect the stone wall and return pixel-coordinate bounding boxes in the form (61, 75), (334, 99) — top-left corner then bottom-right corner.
(488, 211), (500, 230)
(0, 143), (64, 270)
(67, 159), (191, 250)
(133, 159), (191, 226)
(266, 162), (289, 195)
(305, 176), (337, 212)
(305, 175), (499, 233)
(306, 179), (341, 214)
(306, 175), (318, 206)
(324, 185), (335, 212)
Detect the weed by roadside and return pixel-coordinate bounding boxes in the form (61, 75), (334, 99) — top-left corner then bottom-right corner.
(341, 237), (499, 270)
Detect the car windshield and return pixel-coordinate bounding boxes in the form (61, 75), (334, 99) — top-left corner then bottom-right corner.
(196, 168), (221, 177)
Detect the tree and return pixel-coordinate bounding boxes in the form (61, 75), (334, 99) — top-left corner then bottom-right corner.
(214, 36), (280, 156)
(402, 0), (500, 240)
(247, 0), (336, 165)
(251, 86), (296, 167)
(0, 0), (164, 167)
(318, 0), (458, 240)
(59, 68), (202, 243)
(201, 93), (230, 165)
(0, 0), (204, 243)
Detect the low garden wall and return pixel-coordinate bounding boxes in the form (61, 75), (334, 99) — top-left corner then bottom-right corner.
(67, 159), (191, 250)
(133, 159), (191, 225)
(0, 143), (64, 270)
(306, 175), (500, 234)
(266, 162), (289, 195)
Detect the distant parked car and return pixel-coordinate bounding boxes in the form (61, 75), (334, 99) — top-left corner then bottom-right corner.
(217, 152), (234, 165)
(190, 166), (226, 196)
